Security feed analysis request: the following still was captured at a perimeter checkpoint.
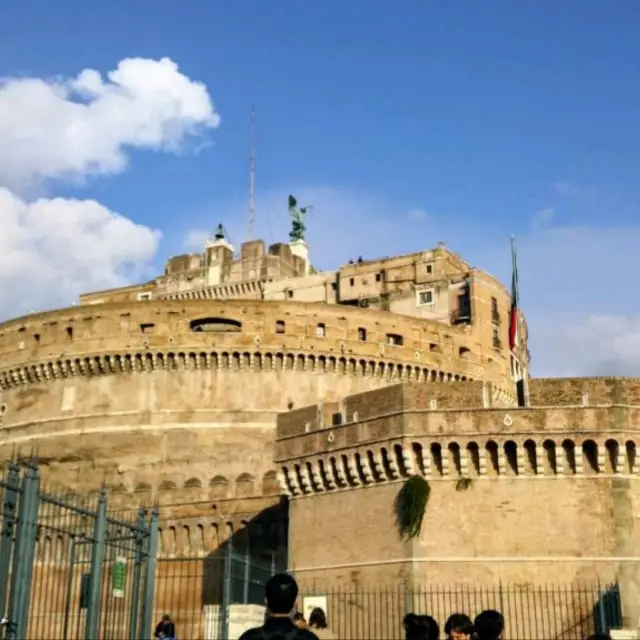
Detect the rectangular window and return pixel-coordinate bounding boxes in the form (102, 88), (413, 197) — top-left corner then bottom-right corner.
(375, 273), (381, 282)
(316, 323), (326, 337)
(332, 412), (343, 426)
(137, 292), (152, 301)
(140, 323), (155, 334)
(491, 297), (500, 324)
(387, 333), (403, 346)
(417, 289), (434, 306)
(426, 264), (433, 274)
(275, 320), (285, 334)
(349, 278), (355, 286)
(358, 327), (367, 341)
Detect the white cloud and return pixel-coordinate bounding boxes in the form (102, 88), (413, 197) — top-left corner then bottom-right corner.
(0, 57), (219, 191)
(0, 188), (161, 316)
(0, 57), (218, 317)
(530, 206), (554, 229)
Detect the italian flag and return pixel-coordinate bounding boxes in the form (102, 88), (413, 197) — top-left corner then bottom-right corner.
(508, 237), (519, 354)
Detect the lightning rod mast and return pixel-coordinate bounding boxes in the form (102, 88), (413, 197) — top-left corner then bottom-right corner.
(247, 105), (256, 241)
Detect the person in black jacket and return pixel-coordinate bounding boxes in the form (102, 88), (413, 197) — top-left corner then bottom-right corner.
(239, 573), (318, 640)
(154, 614), (176, 639)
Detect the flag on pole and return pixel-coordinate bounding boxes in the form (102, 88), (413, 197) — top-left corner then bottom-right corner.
(508, 236), (520, 354)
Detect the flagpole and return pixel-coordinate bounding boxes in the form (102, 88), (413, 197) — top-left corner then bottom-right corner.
(511, 236), (529, 407)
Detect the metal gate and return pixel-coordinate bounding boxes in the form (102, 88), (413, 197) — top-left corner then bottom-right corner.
(0, 460), (159, 640)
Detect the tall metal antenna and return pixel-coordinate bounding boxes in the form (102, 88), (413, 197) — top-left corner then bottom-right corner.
(247, 105), (256, 241)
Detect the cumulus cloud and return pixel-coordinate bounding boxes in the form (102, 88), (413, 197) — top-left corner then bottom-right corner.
(183, 186), (640, 377)
(0, 57), (219, 191)
(0, 57), (217, 317)
(0, 188), (160, 316)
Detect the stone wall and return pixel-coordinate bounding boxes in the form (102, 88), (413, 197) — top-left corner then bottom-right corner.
(0, 299), (511, 542)
(530, 377), (640, 406)
(276, 383), (640, 628)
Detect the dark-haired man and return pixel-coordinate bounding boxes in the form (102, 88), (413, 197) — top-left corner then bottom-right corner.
(474, 610), (504, 640)
(239, 573), (318, 640)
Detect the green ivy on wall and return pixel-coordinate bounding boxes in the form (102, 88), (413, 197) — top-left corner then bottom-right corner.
(393, 475), (430, 540)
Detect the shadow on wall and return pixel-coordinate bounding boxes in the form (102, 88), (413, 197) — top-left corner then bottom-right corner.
(153, 498), (289, 639)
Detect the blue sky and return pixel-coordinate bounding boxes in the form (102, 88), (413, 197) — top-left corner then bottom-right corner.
(1, 0), (640, 376)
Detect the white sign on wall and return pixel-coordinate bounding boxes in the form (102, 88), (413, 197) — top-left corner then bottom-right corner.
(301, 595), (328, 622)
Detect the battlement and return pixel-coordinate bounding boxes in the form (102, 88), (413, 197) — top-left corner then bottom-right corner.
(529, 377), (640, 406)
(275, 381), (640, 497)
(0, 299), (518, 398)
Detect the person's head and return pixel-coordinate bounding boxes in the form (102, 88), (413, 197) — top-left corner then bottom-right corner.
(264, 573), (299, 615)
(403, 613), (438, 640)
(444, 613), (473, 640)
(293, 612), (307, 629)
(161, 614), (170, 622)
(420, 615), (440, 640)
(308, 608), (328, 629)
(474, 610), (504, 640)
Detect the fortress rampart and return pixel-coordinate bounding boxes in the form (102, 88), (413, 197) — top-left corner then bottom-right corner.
(276, 380), (640, 628)
(0, 299), (516, 543)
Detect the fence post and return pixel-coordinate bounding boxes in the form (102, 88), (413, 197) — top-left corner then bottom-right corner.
(243, 542), (251, 604)
(84, 488), (107, 640)
(17, 464), (40, 633)
(128, 507), (146, 640)
(596, 579), (607, 634)
(138, 507), (159, 640)
(6, 462), (39, 640)
(62, 539), (78, 640)
(0, 463), (20, 621)
(221, 542), (233, 640)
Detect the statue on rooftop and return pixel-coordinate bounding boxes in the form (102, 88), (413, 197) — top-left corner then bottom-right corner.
(288, 195), (312, 242)
(214, 223), (225, 241)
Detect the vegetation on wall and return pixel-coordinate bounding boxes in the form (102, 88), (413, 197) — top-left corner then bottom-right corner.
(455, 477), (473, 492)
(394, 475), (430, 540)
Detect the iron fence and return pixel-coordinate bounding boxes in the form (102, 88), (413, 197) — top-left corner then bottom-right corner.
(0, 460), (158, 640)
(155, 547), (283, 639)
(301, 582), (622, 640)
(152, 551), (623, 640)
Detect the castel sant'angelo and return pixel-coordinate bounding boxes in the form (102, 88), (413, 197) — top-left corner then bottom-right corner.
(1, 197), (639, 629)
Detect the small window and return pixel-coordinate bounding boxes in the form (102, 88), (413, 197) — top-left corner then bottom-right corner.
(190, 318), (242, 333)
(426, 264), (433, 274)
(137, 292), (152, 301)
(66, 327), (73, 340)
(349, 278), (355, 286)
(275, 320), (286, 334)
(287, 290), (294, 299)
(34, 334), (40, 344)
(332, 412), (343, 426)
(140, 323), (155, 334)
(387, 333), (403, 346)
(331, 282), (337, 291)
(375, 273), (381, 282)
(358, 327), (367, 341)
(417, 289), (434, 306)
(316, 323), (326, 337)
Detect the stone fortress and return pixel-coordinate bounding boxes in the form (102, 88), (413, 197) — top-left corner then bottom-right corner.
(0, 200), (638, 631)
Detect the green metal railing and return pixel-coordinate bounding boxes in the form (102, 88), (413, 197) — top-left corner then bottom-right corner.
(0, 461), (158, 640)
